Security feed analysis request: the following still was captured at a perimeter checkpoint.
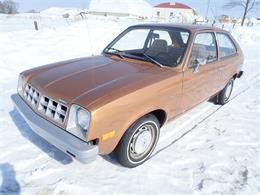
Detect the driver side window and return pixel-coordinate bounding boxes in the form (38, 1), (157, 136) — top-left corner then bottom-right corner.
(189, 32), (217, 67)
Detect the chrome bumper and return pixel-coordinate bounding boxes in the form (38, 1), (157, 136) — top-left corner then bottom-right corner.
(11, 94), (98, 164)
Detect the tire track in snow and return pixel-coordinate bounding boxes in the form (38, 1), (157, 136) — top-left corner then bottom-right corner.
(152, 72), (260, 158)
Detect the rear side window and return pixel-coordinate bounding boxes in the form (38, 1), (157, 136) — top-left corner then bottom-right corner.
(189, 32), (217, 67)
(217, 33), (237, 58)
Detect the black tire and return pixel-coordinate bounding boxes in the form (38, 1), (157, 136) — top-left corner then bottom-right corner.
(217, 78), (234, 105)
(115, 114), (160, 168)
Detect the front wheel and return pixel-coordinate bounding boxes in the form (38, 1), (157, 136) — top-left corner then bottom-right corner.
(115, 114), (160, 168)
(217, 78), (234, 105)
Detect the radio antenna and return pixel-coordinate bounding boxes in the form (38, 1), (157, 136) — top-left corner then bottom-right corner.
(85, 17), (94, 56)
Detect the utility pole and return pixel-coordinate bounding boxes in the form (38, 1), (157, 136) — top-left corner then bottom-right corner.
(206, 0), (210, 20)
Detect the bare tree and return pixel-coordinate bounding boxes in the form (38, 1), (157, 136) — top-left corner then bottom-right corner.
(0, 1), (4, 13)
(224, 0), (260, 26)
(0, 0), (18, 14)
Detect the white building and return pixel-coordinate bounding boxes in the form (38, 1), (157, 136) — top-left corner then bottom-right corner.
(89, 0), (153, 18)
(154, 2), (197, 23)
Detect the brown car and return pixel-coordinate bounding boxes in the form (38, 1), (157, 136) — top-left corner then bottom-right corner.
(11, 24), (244, 168)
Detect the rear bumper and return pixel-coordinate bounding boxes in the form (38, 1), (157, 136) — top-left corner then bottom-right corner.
(11, 94), (98, 164)
(237, 71), (244, 78)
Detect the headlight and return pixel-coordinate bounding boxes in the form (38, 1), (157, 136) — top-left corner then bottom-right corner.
(77, 108), (90, 130)
(67, 104), (91, 141)
(17, 74), (26, 95)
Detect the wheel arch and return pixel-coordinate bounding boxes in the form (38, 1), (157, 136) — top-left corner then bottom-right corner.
(148, 109), (167, 127)
(111, 108), (168, 154)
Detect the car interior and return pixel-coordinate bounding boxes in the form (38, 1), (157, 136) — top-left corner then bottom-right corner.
(126, 31), (188, 67)
(189, 43), (218, 67)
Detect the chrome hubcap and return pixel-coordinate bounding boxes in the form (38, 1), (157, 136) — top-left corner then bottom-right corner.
(134, 130), (152, 154)
(129, 124), (154, 159)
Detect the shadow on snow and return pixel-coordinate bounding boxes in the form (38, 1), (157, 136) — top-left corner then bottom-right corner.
(9, 109), (73, 165)
(0, 163), (20, 194)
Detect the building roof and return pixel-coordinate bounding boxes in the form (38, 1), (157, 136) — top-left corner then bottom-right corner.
(154, 2), (192, 9)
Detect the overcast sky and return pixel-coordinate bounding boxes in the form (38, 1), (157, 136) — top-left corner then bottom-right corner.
(14, 0), (259, 19)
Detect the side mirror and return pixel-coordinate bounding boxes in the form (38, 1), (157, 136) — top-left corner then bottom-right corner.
(192, 58), (207, 73)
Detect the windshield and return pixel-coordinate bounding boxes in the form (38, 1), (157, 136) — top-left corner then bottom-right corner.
(103, 27), (190, 67)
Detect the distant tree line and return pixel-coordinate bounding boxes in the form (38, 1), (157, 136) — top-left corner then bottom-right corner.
(0, 0), (18, 14)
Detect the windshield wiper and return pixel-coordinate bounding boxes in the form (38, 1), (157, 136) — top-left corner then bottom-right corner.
(106, 47), (123, 52)
(105, 47), (125, 59)
(139, 53), (163, 68)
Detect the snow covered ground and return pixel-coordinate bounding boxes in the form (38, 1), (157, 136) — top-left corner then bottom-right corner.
(0, 13), (260, 195)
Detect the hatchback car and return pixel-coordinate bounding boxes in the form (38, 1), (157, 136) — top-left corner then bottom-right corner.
(12, 24), (244, 167)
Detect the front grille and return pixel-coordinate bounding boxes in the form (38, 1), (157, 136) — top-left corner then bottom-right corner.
(23, 84), (40, 108)
(38, 96), (67, 124)
(22, 84), (68, 124)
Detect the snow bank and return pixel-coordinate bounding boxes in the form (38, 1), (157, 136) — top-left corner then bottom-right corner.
(231, 25), (260, 46)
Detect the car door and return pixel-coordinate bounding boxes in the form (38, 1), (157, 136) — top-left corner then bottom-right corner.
(182, 32), (219, 111)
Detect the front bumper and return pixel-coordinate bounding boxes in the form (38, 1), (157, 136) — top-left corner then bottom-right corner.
(11, 94), (98, 164)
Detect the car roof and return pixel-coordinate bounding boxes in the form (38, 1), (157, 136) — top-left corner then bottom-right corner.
(131, 23), (226, 33)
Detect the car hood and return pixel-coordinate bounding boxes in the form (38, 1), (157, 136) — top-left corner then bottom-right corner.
(26, 55), (155, 107)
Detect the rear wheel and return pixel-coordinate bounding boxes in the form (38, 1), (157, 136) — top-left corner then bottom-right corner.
(217, 78), (234, 105)
(115, 114), (160, 168)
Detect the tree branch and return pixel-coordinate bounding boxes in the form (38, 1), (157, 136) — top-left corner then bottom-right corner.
(223, 1), (247, 9)
(247, 0), (260, 12)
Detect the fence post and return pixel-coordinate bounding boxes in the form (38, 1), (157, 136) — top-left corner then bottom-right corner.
(34, 21), (39, 31)
(212, 20), (216, 27)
